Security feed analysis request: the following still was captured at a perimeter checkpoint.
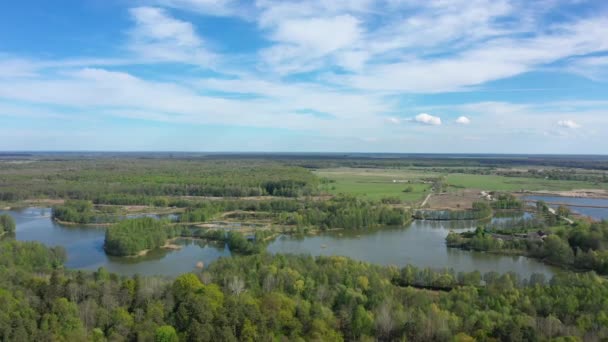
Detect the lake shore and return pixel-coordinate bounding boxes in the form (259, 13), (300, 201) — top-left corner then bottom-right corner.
(522, 189), (608, 199)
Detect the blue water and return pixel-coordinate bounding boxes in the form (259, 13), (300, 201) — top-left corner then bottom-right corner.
(3, 207), (558, 279)
(523, 195), (608, 221)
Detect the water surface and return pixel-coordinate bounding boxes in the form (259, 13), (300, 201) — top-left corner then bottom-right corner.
(523, 195), (608, 221)
(3, 208), (230, 277)
(3, 208), (557, 279)
(267, 219), (557, 279)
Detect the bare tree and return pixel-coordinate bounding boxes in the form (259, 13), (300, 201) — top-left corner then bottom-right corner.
(375, 301), (395, 338)
(227, 276), (246, 296)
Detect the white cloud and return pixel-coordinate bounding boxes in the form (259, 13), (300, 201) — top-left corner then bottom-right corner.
(385, 117), (400, 124)
(455, 116), (471, 125)
(271, 15), (360, 53)
(557, 119), (580, 129)
(259, 14), (363, 73)
(1, 0), (608, 152)
(415, 113), (442, 126)
(129, 7), (215, 65)
(154, 0), (244, 17)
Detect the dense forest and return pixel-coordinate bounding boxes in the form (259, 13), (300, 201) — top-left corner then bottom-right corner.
(447, 217), (608, 275)
(1, 239), (607, 341)
(0, 159), (318, 202)
(53, 196), (411, 232)
(276, 196), (410, 229)
(104, 218), (179, 256)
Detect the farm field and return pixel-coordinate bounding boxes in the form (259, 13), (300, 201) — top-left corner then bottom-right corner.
(315, 167), (434, 203)
(445, 173), (608, 192)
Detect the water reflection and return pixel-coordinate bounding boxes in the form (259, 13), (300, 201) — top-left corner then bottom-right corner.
(523, 195), (608, 221)
(3, 207), (557, 279)
(267, 218), (557, 279)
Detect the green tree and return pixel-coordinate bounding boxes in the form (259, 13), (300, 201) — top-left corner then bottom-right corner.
(155, 325), (179, 342)
(0, 214), (15, 234)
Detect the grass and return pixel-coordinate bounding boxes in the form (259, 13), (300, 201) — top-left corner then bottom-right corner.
(314, 167), (608, 203)
(445, 174), (608, 192)
(314, 168), (434, 203)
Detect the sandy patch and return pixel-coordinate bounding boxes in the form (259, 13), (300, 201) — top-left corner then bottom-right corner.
(523, 189), (608, 199)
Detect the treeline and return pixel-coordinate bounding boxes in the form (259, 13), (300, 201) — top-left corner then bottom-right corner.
(51, 197), (409, 232)
(177, 196), (410, 231)
(189, 229), (272, 255)
(52, 200), (117, 224)
(491, 193), (523, 210)
(0, 213), (15, 235)
(448, 220), (608, 274)
(427, 165), (608, 182)
(414, 201), (492, 220)
(103, 216), (270, 257)
(276, 196), (410, 230)
(0, 159), (318, 202)
(104, 218), (179, 256)
(2, 239), (608, 341)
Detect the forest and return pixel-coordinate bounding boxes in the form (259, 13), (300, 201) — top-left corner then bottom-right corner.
(0, 159), (318, 202)
(104, 218), (179, 256)
(1, 238), (608, 341)
(447, 212), (608, 274)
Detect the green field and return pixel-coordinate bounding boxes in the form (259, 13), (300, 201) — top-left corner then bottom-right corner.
(315, 168), (608, 202)
(445, 173), (608, 191)
(315, 168), (433, 202)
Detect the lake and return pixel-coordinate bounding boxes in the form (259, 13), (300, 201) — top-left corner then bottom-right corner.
(3, 207), (231, 277)
(267, 218), (556, 278)
(523, 195), (608, 221)
(2, 207), (558, 279)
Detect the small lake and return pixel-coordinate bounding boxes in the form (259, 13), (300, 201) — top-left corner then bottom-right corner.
(523, 195), (608, 221)
(2, 208), (558, 279)
(3, 208), (230, 277)
(267, 217), (556, 278)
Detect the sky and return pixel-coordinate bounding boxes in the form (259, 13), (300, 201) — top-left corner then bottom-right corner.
(0, 0), (608, 153)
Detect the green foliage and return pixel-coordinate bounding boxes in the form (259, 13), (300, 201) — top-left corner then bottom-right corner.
(155, 325), (178, 342)
(104, 217), (178, 256)
(2, 240), (608, 341)
(448, 219), (608, 274)
(415, 201), (492, 220)
(491, 193), (523, 210)
(0, 239), (65, 271)
(279, 196), (410, 230)
(0, 214), (15, 234)
(52, 200), (99, 224)
(0, 159), (318, 202)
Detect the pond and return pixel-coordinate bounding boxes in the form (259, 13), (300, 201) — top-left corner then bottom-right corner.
(523, 195), (608, 221)
(267, 217), (556, 278)
(3, 208), (230, 277)
(2, 207), (558, 279)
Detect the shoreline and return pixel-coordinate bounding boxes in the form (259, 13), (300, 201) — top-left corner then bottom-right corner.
(114, 237), (184, 258)
(53, 218), (113, 227)
(520, 190), (608, 199)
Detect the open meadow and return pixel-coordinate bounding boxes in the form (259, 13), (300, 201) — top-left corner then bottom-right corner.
(314, 167), (434, 203)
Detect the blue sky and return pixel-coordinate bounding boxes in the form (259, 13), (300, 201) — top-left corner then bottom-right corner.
(1, 0), (608, 153)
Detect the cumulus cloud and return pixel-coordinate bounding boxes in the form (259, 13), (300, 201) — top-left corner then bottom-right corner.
(557, 119), (580, 129)
(455, 116), (471, 125)
(415, 113), (441, 126)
